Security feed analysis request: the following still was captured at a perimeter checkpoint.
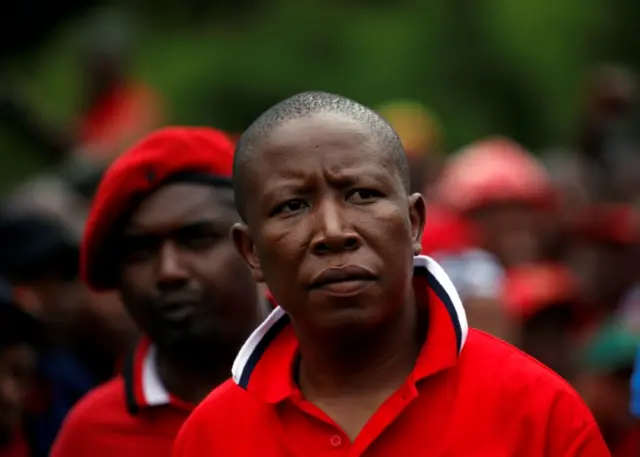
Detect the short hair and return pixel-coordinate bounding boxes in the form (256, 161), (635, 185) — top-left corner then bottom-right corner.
(233, 91), (410, 221)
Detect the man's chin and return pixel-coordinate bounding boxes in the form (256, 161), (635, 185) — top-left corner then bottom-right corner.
(305, 306), (390, 337)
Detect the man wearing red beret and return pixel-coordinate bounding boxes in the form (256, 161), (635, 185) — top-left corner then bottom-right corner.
(174, 92), (609, 457)
(50, 127), (269, 457)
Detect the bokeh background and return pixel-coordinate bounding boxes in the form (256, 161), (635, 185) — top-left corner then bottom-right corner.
(3, 0), (640, 186)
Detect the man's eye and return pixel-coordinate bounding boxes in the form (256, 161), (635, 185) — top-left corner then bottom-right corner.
(272, 199), (308, 216)
(175, 225), (225, 251)
(181, 233), (219, 251)
(347, 189), (383, 202)
(121, 238), (159, 263)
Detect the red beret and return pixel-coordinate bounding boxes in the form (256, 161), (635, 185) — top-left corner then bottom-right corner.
(81, 126), (235, 291)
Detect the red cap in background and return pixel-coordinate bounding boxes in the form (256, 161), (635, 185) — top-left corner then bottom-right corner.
(434, 137), (555, 213)
(502, 263), (579, 321)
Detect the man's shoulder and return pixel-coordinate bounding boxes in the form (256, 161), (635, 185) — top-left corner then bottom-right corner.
(462, 329), (578, 392)
(459, 329), (594, 421)
(174, 379), (268, 455)
(190, 378), (264, 421)
(456, 330), (608, 454)
(62, 376), (129, 426)
(50, 377), (129, 456)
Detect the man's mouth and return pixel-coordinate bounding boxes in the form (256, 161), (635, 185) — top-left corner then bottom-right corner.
(157, 297), (200, 323)
(309, 265), (377, 295)
(159, 304), (196, 322)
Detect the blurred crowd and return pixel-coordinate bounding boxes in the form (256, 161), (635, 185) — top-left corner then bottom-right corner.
(0, 23), (640, 457)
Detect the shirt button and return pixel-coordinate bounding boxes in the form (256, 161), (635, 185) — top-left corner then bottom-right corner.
(330, 434), (343, 447)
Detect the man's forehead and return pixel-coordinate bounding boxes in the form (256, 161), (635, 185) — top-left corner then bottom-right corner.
(265, 112), (371, 147)
(127, 183), (236, 230)
(247, 113), (393, 175)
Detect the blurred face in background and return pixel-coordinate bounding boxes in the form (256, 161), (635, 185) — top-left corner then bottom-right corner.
(567, 240), (636, 309)
(12, 274), (83, 339)
(585, 66), (637, 132)
(521, 306), (576, 379)
(464, 296), (518, 344)
(0, 344), (36, 444)
(469, 202), (544, 268)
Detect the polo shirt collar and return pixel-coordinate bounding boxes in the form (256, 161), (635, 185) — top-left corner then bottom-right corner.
(123, 337), (192, 414)
(231, 255), (469, 403)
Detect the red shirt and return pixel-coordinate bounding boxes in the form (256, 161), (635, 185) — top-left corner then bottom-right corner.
(173, 256), (610, 457)
(51, 339), (193, 457)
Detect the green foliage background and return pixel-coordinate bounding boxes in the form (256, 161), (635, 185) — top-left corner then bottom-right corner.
(1, 0), (639, 190)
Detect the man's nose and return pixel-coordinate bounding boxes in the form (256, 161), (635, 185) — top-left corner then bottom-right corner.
(155, 241), (190, 290)
(310, 199), (361, 255)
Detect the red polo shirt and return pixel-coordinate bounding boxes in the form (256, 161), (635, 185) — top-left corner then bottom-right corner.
(174, 256), (610, 457)
(51, 339), (193, 457)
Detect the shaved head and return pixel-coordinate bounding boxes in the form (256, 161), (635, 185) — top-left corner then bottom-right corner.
(232, 91), (410, 221)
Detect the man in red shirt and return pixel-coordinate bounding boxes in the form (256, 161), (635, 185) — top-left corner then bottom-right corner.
(51, 127), (269, 457)
(173, 92), (610, 457)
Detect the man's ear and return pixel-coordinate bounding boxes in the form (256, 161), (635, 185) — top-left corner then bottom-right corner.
(231, 223), (265, 283)
(408, 193), (427, 255)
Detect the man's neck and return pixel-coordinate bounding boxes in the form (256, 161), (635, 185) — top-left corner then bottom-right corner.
(155, 350), (233, 405)
(297, 294), (426, 399)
